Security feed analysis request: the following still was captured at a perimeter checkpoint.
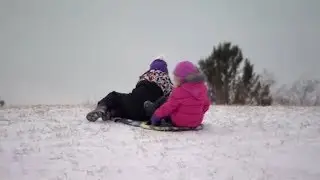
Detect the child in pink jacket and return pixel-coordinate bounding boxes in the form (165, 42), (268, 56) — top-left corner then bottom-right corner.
(150, 61), (211, 128)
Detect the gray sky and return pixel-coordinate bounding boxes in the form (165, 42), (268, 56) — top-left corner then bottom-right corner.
(0, 0), (319, 105)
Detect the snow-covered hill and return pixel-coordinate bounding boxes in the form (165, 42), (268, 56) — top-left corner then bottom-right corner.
(0, 105), (319, 180)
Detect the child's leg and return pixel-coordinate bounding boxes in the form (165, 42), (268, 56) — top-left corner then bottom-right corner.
(163, 117), (173, 125)
(144, 95), (168, 116)
(159, 117), (174, 126)
(150, 116), (174, 127)
(154, 95), (168, 108)
(87, 91), (123, 122)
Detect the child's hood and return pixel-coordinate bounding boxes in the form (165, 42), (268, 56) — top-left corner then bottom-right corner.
(180, 73), (207, 100)
(184, 72), (206, 83)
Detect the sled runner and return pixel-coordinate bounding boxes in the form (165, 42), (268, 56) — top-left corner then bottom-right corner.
(112, 118), (203, 131)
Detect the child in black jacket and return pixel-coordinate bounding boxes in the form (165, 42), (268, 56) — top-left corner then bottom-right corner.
(86, 58), (173, 122)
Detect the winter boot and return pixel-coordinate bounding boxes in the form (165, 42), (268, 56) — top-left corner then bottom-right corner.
(101, 110), (112, 121)
(86, 105), (108, 122)
(144, 95), (168, 117)
(144, 101), (156, 117)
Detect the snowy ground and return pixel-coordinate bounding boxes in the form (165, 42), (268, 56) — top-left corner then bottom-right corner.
(0, 105), (320, 180)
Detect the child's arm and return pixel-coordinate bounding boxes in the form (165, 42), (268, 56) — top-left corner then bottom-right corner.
(152, 89), (180, 122)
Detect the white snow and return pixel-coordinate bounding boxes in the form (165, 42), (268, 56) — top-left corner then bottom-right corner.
(0, 105), (320, 180)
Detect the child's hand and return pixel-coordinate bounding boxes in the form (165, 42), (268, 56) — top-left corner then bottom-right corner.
(151, 115), (161, 126)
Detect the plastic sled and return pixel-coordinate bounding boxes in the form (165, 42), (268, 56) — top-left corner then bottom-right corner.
(113, 118), (203, 131)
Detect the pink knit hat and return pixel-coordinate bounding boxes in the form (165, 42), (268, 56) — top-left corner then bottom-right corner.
(173, 61), (199, 79)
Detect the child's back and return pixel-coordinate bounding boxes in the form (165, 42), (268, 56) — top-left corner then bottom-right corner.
(153, 61), (210, 127)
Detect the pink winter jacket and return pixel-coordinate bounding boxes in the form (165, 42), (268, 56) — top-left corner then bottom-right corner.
(154, 79), (211, 128)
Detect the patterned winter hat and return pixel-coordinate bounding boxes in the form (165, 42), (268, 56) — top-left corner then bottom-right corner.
(149, 58), (168, 73)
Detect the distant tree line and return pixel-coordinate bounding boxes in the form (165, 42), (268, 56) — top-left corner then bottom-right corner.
(273, 79), (320, 106)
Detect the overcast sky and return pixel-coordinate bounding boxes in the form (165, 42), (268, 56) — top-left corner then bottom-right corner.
(0, 0), (319, 105)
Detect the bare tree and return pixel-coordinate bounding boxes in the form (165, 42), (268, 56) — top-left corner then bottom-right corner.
(0, 100), (4, 107)
(273, 85), (292, 105)
(292, 79), (319, 105)
(273, 79), (320, 106)
(260, 69), (276, 87)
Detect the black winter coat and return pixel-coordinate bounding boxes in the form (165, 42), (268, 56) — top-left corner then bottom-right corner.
(122, 80), (164, 120)
(98, 80), (164, 121)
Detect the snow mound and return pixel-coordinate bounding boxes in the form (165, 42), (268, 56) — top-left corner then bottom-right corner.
(0, 105), (319, 180)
